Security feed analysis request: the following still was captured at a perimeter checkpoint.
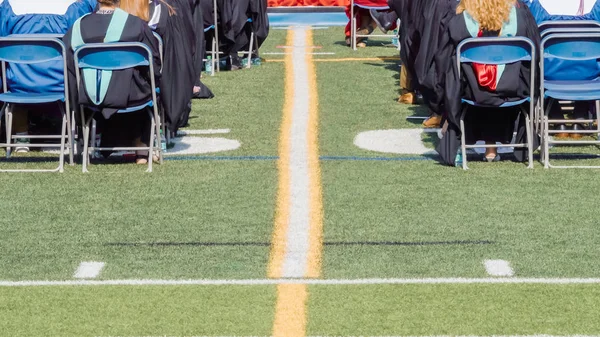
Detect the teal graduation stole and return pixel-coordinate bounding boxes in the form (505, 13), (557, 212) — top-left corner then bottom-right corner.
(71, 8), (129, 105)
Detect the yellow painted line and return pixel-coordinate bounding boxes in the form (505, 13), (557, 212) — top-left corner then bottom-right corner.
(265, 57), (400, 63)
(270, 28), (323, 337)
(268, 29), (295, 279)
(272, 283), (308, 337)
(305, 28), (323, 279)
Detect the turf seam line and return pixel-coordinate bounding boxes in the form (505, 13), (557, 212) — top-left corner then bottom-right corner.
(3, 278), (600, 287)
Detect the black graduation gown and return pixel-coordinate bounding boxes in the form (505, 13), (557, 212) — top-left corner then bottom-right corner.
(435, 4), (541, 165)
(63, 13), (161, 119)
(151, 0), (209, 130)
(390, 0), (457, 113)
(248, 0), (269, 50)
(200, 0), (215, 27)
(217, 0), (251, 56)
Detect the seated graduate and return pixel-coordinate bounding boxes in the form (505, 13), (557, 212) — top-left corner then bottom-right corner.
(63, 0), (161, 165)
(526, 0), (599, 22)
(343, 0), (388, 47)
(388, 0), (458, 128)
(525, 0), (599, 138)
(0, 0), (96, 152)
(119, 0), (210, 131)
(217, 0), (269, 70)
(436, 0), (540, 165)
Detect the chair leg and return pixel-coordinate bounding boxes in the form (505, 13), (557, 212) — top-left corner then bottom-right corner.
(5, 104), (12, 158)
(211, 37), (217, 76)
(154, 108), (163, 165)
(351, 13), (357, 51)
(62, 105), (74, 166)
(460, 107), (468, 170)
(58, 113), (67, 173)
(246, 31), (254, 69)
(525, 113), (533, 169)
(147, 110), (156, 173)
(81, 108), (91, 173)
(544, 115), (550, 169)
(596, 100), (600, 140)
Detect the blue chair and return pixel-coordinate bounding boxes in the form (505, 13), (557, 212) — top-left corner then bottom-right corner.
(349, 0), (397, 51)
(540, 32), (600, 168)
(539, 20), (600, 38)
(456, 37), (536, 170)
(74, 42), (162, 173)
(0, 36), (73, 173)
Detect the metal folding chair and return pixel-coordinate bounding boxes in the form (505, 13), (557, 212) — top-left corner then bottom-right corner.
(350, 0), (397, 51)
(203, 25), (218, 76)
(74, 42), (162, 173)
(539, 20), (600, 38)
(0, 36), (73, 172)
(540, 32), (600, 168)
(456, 37), (536, 170)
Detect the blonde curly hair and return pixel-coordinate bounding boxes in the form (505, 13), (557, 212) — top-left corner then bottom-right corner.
(456, 0), (517, 32)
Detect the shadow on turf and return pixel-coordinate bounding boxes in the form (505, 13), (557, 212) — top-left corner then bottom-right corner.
(104, 240), (494, 248)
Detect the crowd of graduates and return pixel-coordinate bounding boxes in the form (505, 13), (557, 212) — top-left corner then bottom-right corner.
(0, 0), (268, 165)
(350, 0), (600, 165)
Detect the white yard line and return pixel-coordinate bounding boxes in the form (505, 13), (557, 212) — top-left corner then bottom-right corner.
(3, 277), (600, 287)
(281, 27), (312, 279)
(73, 262), (105, 279)
(484, 260), (515, 277)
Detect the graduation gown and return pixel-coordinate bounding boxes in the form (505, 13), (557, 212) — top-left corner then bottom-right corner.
(435, 3), (540, 165)
(150, 0), (209, 129)
(217, 0), (251, 55)
(248, 0), (269, 49)
(0, 0), (96, 94)
(524, 0), (600, 23)
(63, 11), (161, 119)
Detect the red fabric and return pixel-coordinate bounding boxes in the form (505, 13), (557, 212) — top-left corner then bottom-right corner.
(472, 30), (498, 91)
(268, 0), (349, 6)
(344, 0), (393, 37)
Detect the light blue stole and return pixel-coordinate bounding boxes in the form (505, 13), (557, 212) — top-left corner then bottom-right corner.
(71, 8), (129, 105)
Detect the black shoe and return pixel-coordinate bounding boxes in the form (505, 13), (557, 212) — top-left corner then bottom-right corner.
(369, 9), (393, 34)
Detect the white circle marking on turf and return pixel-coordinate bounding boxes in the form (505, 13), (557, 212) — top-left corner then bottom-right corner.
(166, 136), (240, 155)
(354, 129), (437, 155)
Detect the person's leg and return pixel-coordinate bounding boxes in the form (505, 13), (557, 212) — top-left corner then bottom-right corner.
(398, 65), (415, 104)
(12, 106), (30, 153)
(134, 110), (152, 164)
(369, 10), (398, 34)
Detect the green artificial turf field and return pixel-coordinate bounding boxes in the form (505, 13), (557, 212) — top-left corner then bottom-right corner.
(0, 26), (599, 336)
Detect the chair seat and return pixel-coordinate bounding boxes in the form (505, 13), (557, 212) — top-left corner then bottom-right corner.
(354, 4), (389, 9)
(545, 89), (600, 101)
(462, 97), (529, 108)
(545, 79), (600, 92)
(117, 100), (153, 113)
(0, 92), (65, 104)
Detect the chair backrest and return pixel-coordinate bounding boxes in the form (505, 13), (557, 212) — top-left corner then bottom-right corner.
(456, 37), (535, 108)
(73, 42), (156, 106)
(75, 42), (151, 71)
(0, 37), (68, 96)
(540, 26), (600, 39)
(539, 20), (600, 33)
(541, 33), (600, 82)
(457, 37), (534, 69)
(0, 37), (65, 64)
(152, 31), (163, 66)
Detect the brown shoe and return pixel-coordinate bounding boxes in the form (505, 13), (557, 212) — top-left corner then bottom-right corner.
(398, 92), (415, 104)
(554, 124), (569, 139)
(422, 114), (442, 128)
